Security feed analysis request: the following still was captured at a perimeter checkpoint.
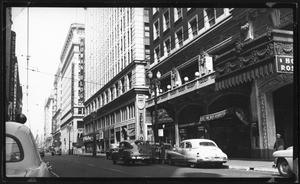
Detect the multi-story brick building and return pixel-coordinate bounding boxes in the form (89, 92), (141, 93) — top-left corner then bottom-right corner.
(146, 7), (294, 159)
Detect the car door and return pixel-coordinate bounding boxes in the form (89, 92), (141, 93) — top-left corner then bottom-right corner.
(174, 142), (186, 163)
(181, 141), (193, 163)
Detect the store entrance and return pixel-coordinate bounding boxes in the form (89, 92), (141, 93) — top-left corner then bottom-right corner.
(273, 84), (293, 148)
(208, 117), (251, 158)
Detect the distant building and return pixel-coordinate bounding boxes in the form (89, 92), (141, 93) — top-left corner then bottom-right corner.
(57, 23), (85, 154)
(44, 95), (54, 150)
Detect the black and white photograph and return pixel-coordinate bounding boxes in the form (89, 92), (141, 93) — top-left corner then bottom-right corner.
(2, 1), (298, 183)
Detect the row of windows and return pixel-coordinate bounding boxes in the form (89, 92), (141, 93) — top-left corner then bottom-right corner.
(85, 104), (135, 134)
(86, 72), (133, 115)
(152, 8), (230, 64)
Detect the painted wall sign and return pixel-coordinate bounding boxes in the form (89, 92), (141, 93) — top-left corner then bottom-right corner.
(276, 55), (293, 73)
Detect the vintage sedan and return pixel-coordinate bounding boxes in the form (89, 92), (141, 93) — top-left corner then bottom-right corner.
(106, 143), (119, 159)
(273, 146), (294, 178)
(112, 140), (154, 165)
(6, 121), (51, 177)
(167, 139), (228, 168)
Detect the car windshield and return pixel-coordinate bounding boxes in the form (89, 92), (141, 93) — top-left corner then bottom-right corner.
(199, 142), (216, 147)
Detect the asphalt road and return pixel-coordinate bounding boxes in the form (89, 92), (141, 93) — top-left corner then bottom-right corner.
(41, 154), (285, 181)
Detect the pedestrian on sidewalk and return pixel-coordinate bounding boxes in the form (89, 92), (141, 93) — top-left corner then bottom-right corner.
(273, 134), (284, 151)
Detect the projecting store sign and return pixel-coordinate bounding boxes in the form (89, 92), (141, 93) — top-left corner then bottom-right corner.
(276, 55), (293, 73)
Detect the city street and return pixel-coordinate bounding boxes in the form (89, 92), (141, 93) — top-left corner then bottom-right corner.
(43, 154), (283, 179)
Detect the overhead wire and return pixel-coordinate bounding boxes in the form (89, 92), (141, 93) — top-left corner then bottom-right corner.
(22, 8), (237, 96)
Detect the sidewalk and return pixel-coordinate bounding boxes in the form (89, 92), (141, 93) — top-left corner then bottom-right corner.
(76, 153), (278, 174)
(225, 159), (278, 174)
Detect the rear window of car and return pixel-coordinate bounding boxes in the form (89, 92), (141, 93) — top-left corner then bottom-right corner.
(199, 142), (216, 147)
(6, 135), (24, 162)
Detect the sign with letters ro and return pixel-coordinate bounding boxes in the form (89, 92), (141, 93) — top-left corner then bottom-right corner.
(276, 55), (293, 73)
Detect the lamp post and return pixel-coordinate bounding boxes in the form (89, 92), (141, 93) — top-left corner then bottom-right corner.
(92, 111), (97, 157)
(148, 71), (161, 143)
(67, 124), (72, 154)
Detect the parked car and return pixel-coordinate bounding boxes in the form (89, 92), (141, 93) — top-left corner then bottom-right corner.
(38, 148), (45, 157)
(167, 139), (228, 168)
(51, 147), (62, 156)
(160, 143), (174, 164)
(146, 142), (174, 164)
(112, 140), (154, 165)
(106, 143), (119, 159)
(273, 146), (295, 178)
(6, 121), (51, 177)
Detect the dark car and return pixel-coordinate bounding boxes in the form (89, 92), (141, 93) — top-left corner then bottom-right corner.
(112, 140), (155, 165)
(51, 147), (62, 156)
(106, 143), (119, 159)
(38, 148), (45, 157)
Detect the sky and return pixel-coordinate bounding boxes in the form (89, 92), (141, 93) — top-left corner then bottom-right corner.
(11, 7), (85, 138)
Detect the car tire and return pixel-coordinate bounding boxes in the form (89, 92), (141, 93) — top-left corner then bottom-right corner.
(168, 156), (174, 165)
(278, 160), (293, 177)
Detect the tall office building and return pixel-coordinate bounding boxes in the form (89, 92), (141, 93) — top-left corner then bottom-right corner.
(83, 8), (150, 152)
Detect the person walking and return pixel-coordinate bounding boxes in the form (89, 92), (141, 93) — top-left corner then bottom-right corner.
(274, 133), (285, 151)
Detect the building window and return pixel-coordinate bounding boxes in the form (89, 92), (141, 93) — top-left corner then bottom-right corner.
(164, 37), (171, 56)
(153, 7), (159, 15)
(174, 8), (182, 22)
(154, 46), (160, 63)
(153, 19), (160, 39)
(144, 23), (150, 37)
(188, 15), (198, 39)
(163, 9), (170, 31)
(145, 45), (150, 60)
(205, 8), (224, 27)
(144, 8), (149, 15)
(175, 27), (183, 49)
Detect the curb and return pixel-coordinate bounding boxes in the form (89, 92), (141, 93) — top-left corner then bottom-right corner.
(228, 165), (278, 174)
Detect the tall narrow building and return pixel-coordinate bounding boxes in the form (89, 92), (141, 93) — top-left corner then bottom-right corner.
(57, 23), (85, 154)
(84, 8), (150, 152)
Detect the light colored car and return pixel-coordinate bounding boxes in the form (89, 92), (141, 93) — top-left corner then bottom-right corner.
(112, 140), (154, 165)
(6, 121), (51, 177)
(273, 146), (294, 178)
(167, 139), (228, 168)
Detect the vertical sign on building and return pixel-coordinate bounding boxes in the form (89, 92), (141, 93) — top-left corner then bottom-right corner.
(78, 38), (85, 105)
(71, 63), (74, 114)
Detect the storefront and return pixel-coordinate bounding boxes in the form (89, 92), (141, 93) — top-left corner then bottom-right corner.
(200, 107), (251, 158)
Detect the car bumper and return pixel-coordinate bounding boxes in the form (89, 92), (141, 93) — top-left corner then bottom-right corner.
(195, 157), (227, 163)
(130, 156), (151, 160)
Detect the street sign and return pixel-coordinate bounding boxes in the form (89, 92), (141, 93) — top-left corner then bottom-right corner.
(276, 55), (293, 73)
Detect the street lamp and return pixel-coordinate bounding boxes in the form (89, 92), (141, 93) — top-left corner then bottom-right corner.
(92, 111), (97, 157)
(148, 71), (161, 143)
